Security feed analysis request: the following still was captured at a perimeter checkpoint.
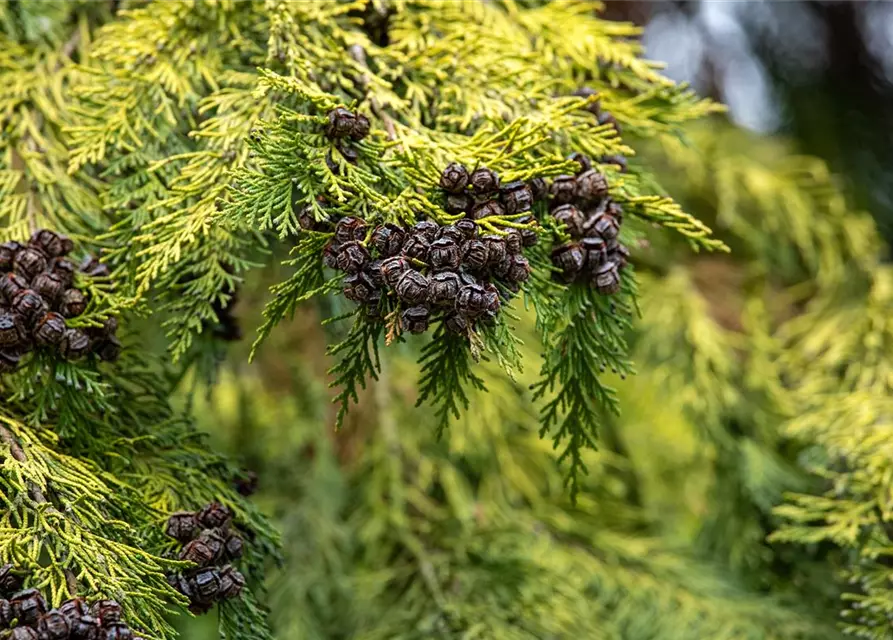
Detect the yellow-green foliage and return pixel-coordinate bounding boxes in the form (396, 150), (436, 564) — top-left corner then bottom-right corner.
(32, 0), (729, 495)
(0, 2), (731, 503)
(3, 1), (891, 639)
(646, 124), (893, 637)
(771, 267), (893, 638)
(170, 115), (893, 638)
(0, 3), (278, 638)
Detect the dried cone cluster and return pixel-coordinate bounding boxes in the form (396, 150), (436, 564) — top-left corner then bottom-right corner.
(323, 211), (534, 335)
(0, 230), (120, 373)
(545, 154), (629, 294)
(0, 564), (145, 640)
(307, 162), (540, 335)
(438, 162), (539, 233)
(164, 503), (246, 615)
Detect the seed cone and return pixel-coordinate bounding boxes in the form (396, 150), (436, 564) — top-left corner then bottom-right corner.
(0, 230), (121, 373)
(544, 154), (629, 294)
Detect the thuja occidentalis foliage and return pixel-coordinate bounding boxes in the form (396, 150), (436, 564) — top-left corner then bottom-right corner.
(217, 3), (724, 494)
(0, 1), (727, 638)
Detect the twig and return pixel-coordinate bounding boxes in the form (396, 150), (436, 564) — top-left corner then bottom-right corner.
(348, 45), (398, 142)
(60, 31), (82, 65)
(0, 424), (27, 463)
(0, 422), (80, 594)
(0, 423), (46, 505)
(384, 308), (400, 346)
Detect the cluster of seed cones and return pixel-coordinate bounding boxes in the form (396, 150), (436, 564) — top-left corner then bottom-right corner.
(0, 230), (120, 373)
(546, 154), (629, 294)
(0, 564), (143, 640)
(305, 162), (540, 335)
(164, 503), (246, 615)
(320, 212), (533, 335)
(438, 162), (538, 234)
(302, 135), (628, 328)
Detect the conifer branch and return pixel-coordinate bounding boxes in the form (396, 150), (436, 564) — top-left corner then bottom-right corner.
(416, 325), (487, 438)
(0, 409), (186, 638)
(328, 313), (383, 428)
(532, 283), (635, 498)
(0, 420), (84, 595)
(0, 9), (748, 635)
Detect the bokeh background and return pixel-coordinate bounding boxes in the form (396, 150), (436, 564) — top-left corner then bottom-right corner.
(175, 2), (893, 638)
(610, 0), (893, 242)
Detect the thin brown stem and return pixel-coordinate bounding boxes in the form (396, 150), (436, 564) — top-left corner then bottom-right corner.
(0, 422), (80, 594)
(0, 423), (26, 463)
(348, 45), (398, 142)
(60, 31), (82, 65)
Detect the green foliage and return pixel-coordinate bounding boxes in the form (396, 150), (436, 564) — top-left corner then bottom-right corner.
(201, 0), (726, 487)
(638, 122), (893, 635)
(0, 5), (104, 242)
(185, 294), (840, 640)
(68, 0), (270, 359)
(416, 326), (485, 438)
(769, 267), (893, 638)
(0, 349), (278, 639)
(655, 127), (880, 287)
(532, 282), (635, 497)
(328, 312), (384, 427)
(0, 5), (279, 637)
(0, 408), (183, 636)
(7, 2), (892, 639)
